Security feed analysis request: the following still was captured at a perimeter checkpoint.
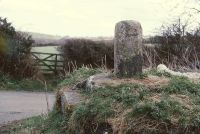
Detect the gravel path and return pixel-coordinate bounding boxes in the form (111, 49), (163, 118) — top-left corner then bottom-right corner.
(0, 91), (55, 126)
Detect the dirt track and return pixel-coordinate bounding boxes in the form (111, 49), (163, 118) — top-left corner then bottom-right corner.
(0, 91), (55, 126)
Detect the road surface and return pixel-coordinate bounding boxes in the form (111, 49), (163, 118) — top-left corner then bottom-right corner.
(0, 91), (55, 126)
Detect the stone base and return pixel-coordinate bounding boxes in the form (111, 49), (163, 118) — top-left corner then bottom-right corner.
(57, 72), (171, 113)
(86, 73), (169, 91)
(59, 87), (83, 114)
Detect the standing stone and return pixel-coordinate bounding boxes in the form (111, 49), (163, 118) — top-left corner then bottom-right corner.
(114, 20), (143, 77)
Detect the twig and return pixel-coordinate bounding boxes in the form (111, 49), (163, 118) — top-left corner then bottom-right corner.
(191, 8), (200, 13)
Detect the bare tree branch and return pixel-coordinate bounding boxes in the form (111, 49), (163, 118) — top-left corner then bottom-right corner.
(191, 8), (200, 13)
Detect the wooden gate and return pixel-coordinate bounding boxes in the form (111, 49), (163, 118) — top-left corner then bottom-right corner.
(31, 52), (64, 74)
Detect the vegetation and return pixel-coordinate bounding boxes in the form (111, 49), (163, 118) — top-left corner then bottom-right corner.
(32, 46), (59, 54)
(66, 76), (199, 133)
(0, 17), (37, 78)
(145, 69), (172, 78)
(68, 73), (199, 133)
(59, 39), (114, 71)
(144, 18), (200, 70)
(58, 28), (200, 72)
(2, 67), (200, 133)
(1, 14), (200, 134)
(0, 110), (68, 134)
(0, 73), (62, 91)
(59, 67), (102, 87)
(0, 17), (63, 91)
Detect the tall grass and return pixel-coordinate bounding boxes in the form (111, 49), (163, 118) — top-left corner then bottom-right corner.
(142, 45), (200, 71)
(143, 18), (200, 70)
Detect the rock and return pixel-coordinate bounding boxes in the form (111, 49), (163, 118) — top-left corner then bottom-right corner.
(114, 20), (143, 77)
(86, 73), (119, 90)
(59, 87), (83, 114)
(157, 64), (200, 79)
(157, 64), (169, 72)
(86, 73), (169, 91)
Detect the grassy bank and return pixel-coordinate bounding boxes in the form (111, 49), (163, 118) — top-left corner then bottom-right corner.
(0, 74), (61, 92)
(73, 77), (200, 133)
(0, 110), (67, 134)
(59, 68), (200, 133)
(2, 67), (200, 133)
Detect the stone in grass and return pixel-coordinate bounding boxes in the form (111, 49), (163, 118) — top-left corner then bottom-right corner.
(114, 20), (143, 77)
(86, 73), (169, 91)
(59, 87), (83, 114)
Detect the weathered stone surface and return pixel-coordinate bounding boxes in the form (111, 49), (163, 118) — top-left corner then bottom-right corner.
(86, 73), (117, 90)
(157, 64), (200, 80)
(114, 20), (143, 77)
(59, 87), (83, 114)
(86, 73), (169, 91)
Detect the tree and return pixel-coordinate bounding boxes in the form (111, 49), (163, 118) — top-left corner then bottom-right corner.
(0, 36), (6, 54)
(0, 17), (36, 78)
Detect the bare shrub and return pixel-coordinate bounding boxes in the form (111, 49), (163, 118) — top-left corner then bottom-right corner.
(144, 18), (200, 71)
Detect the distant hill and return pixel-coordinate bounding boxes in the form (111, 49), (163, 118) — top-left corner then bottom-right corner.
(21, 32), (69, 46)
(20, 31), (114, 46)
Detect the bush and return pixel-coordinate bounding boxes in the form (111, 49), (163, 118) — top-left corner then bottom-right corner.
(59, 38), (114, 71)
(0, 17), (37, 78)
(59, 19), (200, 71)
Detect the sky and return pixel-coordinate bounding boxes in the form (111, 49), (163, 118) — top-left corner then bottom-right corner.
(0, 0), (198, 37)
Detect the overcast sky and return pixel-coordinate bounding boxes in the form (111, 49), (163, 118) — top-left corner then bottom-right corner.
(0, 0), (198, 37)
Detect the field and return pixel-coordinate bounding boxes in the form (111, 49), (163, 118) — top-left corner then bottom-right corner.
(31, 46), (60, 54)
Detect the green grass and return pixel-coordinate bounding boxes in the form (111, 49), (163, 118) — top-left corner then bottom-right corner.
(64, 69), (200, 133)
(145, 69), (172, 77)
(31, 46), (60, 54)
(0, 74), (60, 91)
(132, 97), (187, 122)
(3, 69), (200, 133)
(59, 67), (102, 87)
(163, 76), (200, 94)
(4, 110), (69, 134)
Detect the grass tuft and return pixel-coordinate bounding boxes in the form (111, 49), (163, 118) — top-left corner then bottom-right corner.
(59, 67), (102, 87)
(146, 69), (172, 77)
(163, 76), (200, 94)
